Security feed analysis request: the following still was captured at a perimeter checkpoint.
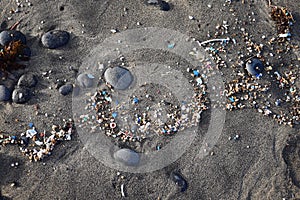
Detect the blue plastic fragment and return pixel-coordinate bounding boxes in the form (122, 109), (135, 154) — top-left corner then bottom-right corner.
(256, 73), (262, 79)
(11, 136), (17, 140)
(193, 70), (200, 77)
(102, 91), (107, 95)
(168, 43), (175, 49)
(112, 112), (118, 118)
(29, 122), (34, 128)
(229, 97), (235, 102)
(133, 97), (139, 103)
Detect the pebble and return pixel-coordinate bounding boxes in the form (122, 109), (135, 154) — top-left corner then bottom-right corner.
(0, 85), (11, 101)
(170, 171), (188, 192)
(246, 58), (264, 76)
(76, 73), (94, 88)
(58, 84), (73, 95)
(0, 30), (26, 46)
(12, 88), (31, 103)
(160, 1), (170, 11)
(17, 74), (37, 88)
(41, 30), (70, 49)
(113, 148), (140, 166)
(19, 46), (31, 60)
(104, 66), (133, 90)
(147, 0), (159, 5)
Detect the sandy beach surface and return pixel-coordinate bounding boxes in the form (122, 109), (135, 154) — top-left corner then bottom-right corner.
(0, 0), (300, 199)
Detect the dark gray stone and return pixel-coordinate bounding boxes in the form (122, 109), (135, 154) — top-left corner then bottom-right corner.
(0, 85), (11, 101)
(114, 148), (140, 166)
(17, 74), (37, 88)
(59, 84), (73, 95)
(104, 66), (133, 90)
(41, 30), (70, 49)
(0, 30), (26, 46)
(160, 1), (171, 11)
(246, 58), (264, 76)
(12, 88), (31, 103)
(76, 73), (94, 88)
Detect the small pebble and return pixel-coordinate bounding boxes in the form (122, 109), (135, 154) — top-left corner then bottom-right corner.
(76, 73), (94, 88)
(114, 148), (140, 166)
(104, 66), (133, 90)
(246, 58), (264, 76)
(160, 1), (170, 11)
(58, 84), (73, 95)
(170, 171), (188, 192)
(146, 0), (159, 5)
(0, 30), (26, 46)
(12, 88), (31, 103)
(17, 74), (37, 88)
(0, 85), (11, 101)
(41, 30), (70, 49)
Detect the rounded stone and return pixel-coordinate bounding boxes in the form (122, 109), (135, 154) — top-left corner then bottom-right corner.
(59, 84), (73, 95)
(146, 0), (159, 5)
(0, 30), (26, 46)
(12, 88), (31, 104)
(0, 85), (11, 101)
(76, 73), (94, 88)
(17, 74), (37, 88)
(18, 46), (31, 61)
(160, 1), (171, 11)
(113, 148), (140, 166)
(104, 66), (133, 90)
(246, 58), (264, 76)
(41, 30), (70, 49)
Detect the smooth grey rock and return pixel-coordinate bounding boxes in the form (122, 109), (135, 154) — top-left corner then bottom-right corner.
(59, 84), (73, 95)
(104, 66), (133, 90)
(147, 0), (159, 5)
(0, 85), (11, 101)
(17, 74), (37, 88)
(0, 30), (26, 46)
(114, 148), (140, 166)
(76, 73), (94, 88)
(41, 30), (70, 49)
(12, 88), (31, 103)
(246, 58), (264, 76)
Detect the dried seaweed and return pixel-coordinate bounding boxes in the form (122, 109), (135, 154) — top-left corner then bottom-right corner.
(270, 5), (294, 34)
(0, 40), (28, 77)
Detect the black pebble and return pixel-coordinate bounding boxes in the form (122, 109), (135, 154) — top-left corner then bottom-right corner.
(0, 30), (26, 46)
(170, 171), (188, 192)
(160, 1), (171, 11)
(41, 30), (70, 49)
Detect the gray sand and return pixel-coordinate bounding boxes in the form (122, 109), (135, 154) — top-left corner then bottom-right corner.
(0, 0), (300, 199)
